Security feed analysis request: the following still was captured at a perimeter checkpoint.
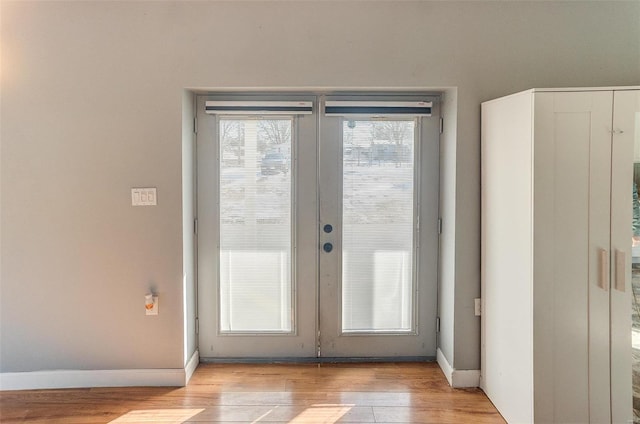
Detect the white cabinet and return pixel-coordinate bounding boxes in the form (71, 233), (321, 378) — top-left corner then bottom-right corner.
(481, 87), (640, 424)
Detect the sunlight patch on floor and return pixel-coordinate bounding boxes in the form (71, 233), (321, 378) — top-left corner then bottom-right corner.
(288, 404), (354, 423)
(109, 408), (205, 423)
(250, 406), (278, 423)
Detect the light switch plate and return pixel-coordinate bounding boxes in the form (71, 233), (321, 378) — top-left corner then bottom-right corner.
(132, 188), (157, 206)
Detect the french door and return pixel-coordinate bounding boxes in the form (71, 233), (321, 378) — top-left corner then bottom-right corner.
(197, 93), (440, 360)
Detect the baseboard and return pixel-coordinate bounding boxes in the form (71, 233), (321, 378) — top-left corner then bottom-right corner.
(0, 367), (186, 391)
(436, 348), (480, 388)
(437, 348), (455, 386)
(185, 350), (199, 384)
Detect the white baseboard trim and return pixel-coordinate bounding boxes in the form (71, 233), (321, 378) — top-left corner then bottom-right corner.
(1, 351), (202, 391)
(0, 367), (186, 391)
(436, 348), (480, 388)
(185, 350), (199, 384)
(437, 348), (455, 386)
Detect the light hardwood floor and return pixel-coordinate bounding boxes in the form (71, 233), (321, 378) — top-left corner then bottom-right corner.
(0, 362), (505, 423)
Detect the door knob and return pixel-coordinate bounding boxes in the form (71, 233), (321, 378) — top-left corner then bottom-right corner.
(323, 242), (333, 253)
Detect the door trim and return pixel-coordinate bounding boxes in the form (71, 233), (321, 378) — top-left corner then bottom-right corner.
(197, 91), (441, 360)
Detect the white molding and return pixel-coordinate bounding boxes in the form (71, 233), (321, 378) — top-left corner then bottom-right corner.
(1, 351), (202, 391)
(185, 350), (199, 384)
(437, 348), (455, 386)
(437, 348), (481, 388)
(0, 368), (186, 391)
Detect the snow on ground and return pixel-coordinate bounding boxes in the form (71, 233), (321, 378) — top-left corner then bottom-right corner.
(220, 161), (414, 225)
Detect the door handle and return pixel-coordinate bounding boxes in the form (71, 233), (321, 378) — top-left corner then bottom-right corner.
(615, 249), (626, 292)
(323, 242), (333, 253)
(598, 248), (609, 291)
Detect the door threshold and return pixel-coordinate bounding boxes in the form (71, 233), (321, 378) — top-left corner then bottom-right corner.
(199, 356), (435, 364)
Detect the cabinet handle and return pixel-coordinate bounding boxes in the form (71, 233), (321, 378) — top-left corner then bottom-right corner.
(615, 249), (626, 292)
(598, 249), (609, 291)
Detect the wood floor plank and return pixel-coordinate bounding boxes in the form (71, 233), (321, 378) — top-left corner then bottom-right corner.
(0, 363), (505, 423)
(373, 406), (506, 424)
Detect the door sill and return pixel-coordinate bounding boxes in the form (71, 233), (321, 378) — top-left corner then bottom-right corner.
(199, 356), (435, 364)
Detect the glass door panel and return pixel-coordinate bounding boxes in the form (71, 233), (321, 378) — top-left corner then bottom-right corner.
(219, 118), (292, 333)
(342, 120), (416, 333)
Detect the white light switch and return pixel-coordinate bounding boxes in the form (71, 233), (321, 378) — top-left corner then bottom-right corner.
(131, 188), (157, 206)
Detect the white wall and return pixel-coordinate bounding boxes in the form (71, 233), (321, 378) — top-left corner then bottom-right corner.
(438, 89), (457, 365)
(1, 1), (639, 375)
(182, 91), (197, 366)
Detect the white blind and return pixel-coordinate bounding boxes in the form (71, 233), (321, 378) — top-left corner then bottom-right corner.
(341, 120), (416, 332)
(218, 118), (293, 332)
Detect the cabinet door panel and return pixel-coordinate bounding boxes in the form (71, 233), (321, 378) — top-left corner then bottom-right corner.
(533, 91), (613, 424)
(611, 90), (638, 424)
(585, 91), (615, 424)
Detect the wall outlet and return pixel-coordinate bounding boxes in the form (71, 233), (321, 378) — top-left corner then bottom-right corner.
(145, 295), (158, 315)
(474, 298), (481, 316)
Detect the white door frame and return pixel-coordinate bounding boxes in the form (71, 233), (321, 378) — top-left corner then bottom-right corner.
(197, 92), (440, 361)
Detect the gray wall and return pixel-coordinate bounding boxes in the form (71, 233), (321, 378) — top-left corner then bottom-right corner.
(1, 1), (638, 373)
